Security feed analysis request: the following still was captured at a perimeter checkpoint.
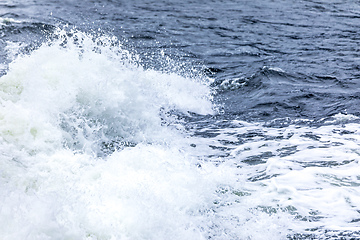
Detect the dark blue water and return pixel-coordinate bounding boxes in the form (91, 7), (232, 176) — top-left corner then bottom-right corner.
(2, 0), (360, 122)
(1, 1), (360, 239)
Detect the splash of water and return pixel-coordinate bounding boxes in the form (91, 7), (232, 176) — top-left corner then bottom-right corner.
(0, 29), (214, 155)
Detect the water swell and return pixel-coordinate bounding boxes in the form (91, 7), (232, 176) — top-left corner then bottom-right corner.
(213, 65), (358, 123)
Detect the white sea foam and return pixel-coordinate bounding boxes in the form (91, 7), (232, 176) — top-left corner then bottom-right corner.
(201, 120), (360, 238)
(0, 30), (224, 240)
(0, 29), (213, 154)
(1, 29), (359, 240)
(0, 30), (288, 240)
(0, 17), (22, 26)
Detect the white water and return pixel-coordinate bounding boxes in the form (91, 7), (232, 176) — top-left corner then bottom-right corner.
(0, 30), (222, 240)
(1, 30), (360, 240)
(196, 116), (360, 238)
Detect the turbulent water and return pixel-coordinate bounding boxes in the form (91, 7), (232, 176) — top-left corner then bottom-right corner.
(1, 0), (360, 239)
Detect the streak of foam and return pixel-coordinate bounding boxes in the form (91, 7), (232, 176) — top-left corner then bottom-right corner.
(194, 119), (360, 238)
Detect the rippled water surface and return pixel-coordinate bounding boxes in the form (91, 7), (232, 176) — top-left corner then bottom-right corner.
(1, 0), (360, 239)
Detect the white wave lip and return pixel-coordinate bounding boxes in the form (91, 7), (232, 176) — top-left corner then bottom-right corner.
(0, 30), (214, 153)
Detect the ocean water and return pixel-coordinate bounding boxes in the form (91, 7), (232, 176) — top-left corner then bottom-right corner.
(1, 0), (360, 239)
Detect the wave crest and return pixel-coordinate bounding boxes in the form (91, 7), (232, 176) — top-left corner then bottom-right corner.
(0, 29), (214, 154)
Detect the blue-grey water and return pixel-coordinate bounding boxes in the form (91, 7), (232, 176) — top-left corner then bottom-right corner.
(1, 1), (360, 239)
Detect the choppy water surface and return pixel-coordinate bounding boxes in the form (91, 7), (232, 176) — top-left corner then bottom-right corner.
(1, 0), (360, 239)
